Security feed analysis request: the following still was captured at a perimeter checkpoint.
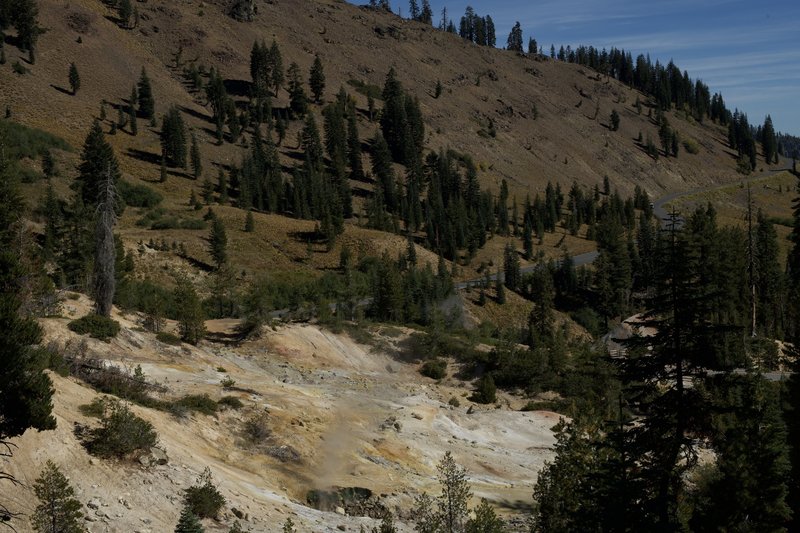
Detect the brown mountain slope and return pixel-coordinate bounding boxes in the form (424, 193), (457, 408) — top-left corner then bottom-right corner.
(0, 0), (782, 281)
(4, 0), (778, 193)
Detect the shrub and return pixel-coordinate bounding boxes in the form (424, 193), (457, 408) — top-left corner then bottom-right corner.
(217, 396), (244, 410)
(346, 79), (382, 100)
(119, 180), (163, 208)
(12, 60), (27, 74)
(68, 314), (121, 340)
(184, 467), (226, 519)
(470, 374), (497, 404)
(420, 358), (447, 380)
(79, 396), (108, 418)
(569, 307), (603, 338)
(220, 375), (236, 389)
(156, 331), (182, 345)
(84, 399), (158, 458)
(174, 394), (218, 415)
(683, 137), (700, 154)
(448, 396), (461, 408)
(243, 412), (271, 444)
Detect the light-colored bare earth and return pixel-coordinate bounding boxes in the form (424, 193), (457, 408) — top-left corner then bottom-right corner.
(5, 296), (557, 532)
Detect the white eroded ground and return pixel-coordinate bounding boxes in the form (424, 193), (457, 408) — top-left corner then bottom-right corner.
(5, 296), (557, 532)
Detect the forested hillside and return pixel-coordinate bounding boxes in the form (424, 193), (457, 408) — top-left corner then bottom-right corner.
(1, 0), (799, 532)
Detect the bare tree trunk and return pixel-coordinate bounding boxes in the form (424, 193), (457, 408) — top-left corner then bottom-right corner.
(93, 166), (117, 317)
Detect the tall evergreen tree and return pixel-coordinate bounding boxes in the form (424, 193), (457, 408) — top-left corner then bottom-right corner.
(68, 62), (80, 95)
(190, 133), (202, 180)
(173, 276), (205, 344)
(618, 211), (733, 527)
(128, 85), (138, 135)
(420, 0), (433, 24)
(287, 62), (308, 118)
(209, 215), (228, 269)
(268, 40), (284, 96)
(137, 67), (155, 121)
(0, 154), (56, 526)
(691, 375), (791, 531)
(762, 115), (779, 164)
(506, 21), (523, 52)
(161, 107), (188, 168)
(309, 54), (325, 103)
(502, 243), (520, 291)
(77, 120), (122, 207)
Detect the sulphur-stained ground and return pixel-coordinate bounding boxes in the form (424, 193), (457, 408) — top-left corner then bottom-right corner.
(5, 296), (558, 532)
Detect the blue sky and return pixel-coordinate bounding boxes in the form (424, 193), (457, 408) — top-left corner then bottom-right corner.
(360, 1), (800, 135)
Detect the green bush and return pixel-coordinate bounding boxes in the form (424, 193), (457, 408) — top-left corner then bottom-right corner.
(243, 412), (271, 444)
(184, 467), (226, 519)
(84, 400), (158, 458)
(68, 314), (121, 340)
(12, 60), (27, 75)
(156, 331), (182, 345)
(420, 358), (447, 380)
(119, 180), (163, 208)
(470, 374), (497, 404)
(347, 79), (383, 100)
(682, 138), (700, 154)
(448, 396), (461, 408)
(136, 208), (207, 230)
(0, 119), (71, 160)
(79, 397), (108, 418)
(569, 307), (604, 338)
(217, 396), (244, 410)
(174, 394), (218, 416)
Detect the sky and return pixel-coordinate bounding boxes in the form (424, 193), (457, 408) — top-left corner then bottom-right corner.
(359, 1), (800, 136)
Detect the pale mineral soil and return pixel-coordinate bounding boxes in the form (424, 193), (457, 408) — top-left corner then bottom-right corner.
(5, 295), (558, 532)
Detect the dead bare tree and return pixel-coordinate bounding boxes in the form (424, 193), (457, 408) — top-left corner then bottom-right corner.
(92, 166), (117, 317)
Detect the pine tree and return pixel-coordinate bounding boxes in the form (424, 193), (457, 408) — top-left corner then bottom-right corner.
(128, 85), (138, 135)
(209, 216), (228, 268)
(287, 62), (308, 118)
(466, 499), (504, 533)
(161, 107), (188, 168)
(118, 0), (133, 28)
(173, 276), (205, 344)
(77, 120), (122, 207)
(309, 55), (325, 103)
(269, 40), (284, 96)
(420, 0), (433, 24)
(190, 133), (202, 180)
(762, 115), (778, 164)
(13, 0), (39, 52)
(137, 67), (155, 120)
(691, 375), (790, 531)
(244, 210), (254, 232)
(217, 169), (228, 204)
(31, 461), (83, 533)
(436, 452), (471, 533)
(618, 211), (733, 527)
(506, 22), (523, 52)
(0, 159), (56, 526)
(502, 243), (520, 291)
(68, 62), (80, 95)
(610, 109), (620, 131)
(174, 504), (204, 533)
